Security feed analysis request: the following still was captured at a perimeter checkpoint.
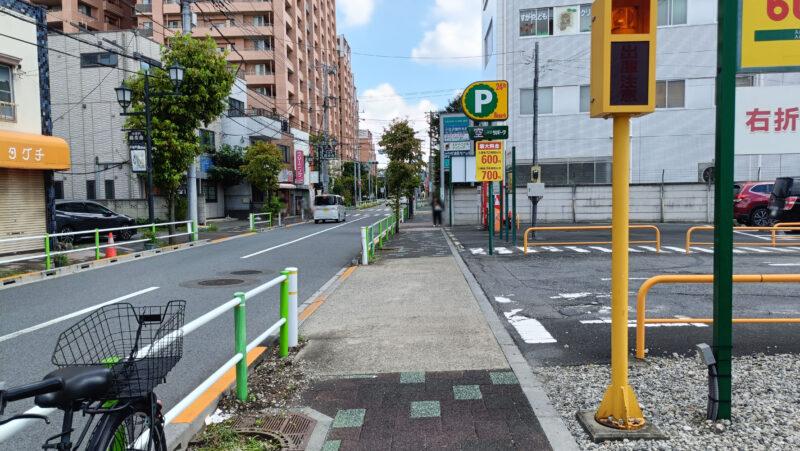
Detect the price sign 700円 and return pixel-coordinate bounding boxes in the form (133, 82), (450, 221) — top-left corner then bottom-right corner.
(475, 141), (504, 182)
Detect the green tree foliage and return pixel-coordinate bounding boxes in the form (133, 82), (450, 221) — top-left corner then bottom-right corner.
(123, 33), (235, 231)
(240, 141), (284, 215)
(380, 119), (424, 231)
(428, 96), (463, 194)
(207, 144), (245, 187)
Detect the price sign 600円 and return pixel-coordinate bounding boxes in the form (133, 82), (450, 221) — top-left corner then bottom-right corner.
(475, 141), (504, 182)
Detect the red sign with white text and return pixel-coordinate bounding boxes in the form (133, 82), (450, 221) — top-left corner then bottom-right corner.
(295, 150), (305, 184)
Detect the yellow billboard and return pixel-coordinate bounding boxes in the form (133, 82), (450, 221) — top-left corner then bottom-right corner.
(740, 0), (800, 72)
(475, 141), (504, 182)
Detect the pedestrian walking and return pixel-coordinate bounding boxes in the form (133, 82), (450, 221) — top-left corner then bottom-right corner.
(432, 197), (444, 227)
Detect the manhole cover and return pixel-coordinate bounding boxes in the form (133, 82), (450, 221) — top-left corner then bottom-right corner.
(230, 270), (262, 275)
(197, 278), (245, 286)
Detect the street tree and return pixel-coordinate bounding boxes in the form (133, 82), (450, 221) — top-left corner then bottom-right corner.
(380, 119), (424, 232)
(124, 33), (235, 234)
(206, 144), (245, 213)
(241, 141), (284, 216)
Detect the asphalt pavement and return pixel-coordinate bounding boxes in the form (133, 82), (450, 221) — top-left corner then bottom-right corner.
(0, 206), (392, 449)
(449, 223), (800, 367)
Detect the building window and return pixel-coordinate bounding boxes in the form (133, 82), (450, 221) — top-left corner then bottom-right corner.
(253, 15), (267, 26)
(580, 4), (592, 32)
(484, 20), (493, 68)
(736, 75), (754, 87)
(81, 53), (118, 68)
(657, 0), (687, 26)
(168, 20), (180, 28)
(204, 181), (217, 202)
(77, 2), (91, 16)
(541, 159), (612, 185)
(253, 63), (268, 75)
(200, 129), (215, 147)
(104, 180), (115, 200)
(0, 65), (14, 122)
(579, 85), (591, 113)
(278, 144), (290, 163)
(520, 8), (552, 37)
(520, 87), (553, 115)
(228, 97), (245, 116)
(655, 80), (685, 109)
(54, 181), (64, 199)
(86, 180), (96, 200)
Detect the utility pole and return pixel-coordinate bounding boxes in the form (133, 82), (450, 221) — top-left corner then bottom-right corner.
(353, 114), (358, 206)
(182, 0), (198, 229)
(531, 42), (540, 235)
(319, 63), (336, 194)
(356, 128), (362, 203)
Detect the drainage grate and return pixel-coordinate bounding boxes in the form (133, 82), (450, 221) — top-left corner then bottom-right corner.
(197, 278), (245, 286)
(230, 270), (262, 275)
(227, 413), (316, 450)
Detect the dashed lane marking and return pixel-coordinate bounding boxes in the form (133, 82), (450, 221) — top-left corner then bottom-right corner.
(589, 246), (612, 253)
(565, 246), (590, 253)
(504, 309), (557, 344)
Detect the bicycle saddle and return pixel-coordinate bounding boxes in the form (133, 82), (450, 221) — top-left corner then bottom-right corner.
(34, 366), (112, 409)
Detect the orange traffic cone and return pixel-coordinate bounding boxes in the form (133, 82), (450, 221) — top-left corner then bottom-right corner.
(105, 232), (117, 258)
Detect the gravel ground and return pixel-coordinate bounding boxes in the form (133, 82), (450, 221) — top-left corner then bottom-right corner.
(534, 353), (800, 450)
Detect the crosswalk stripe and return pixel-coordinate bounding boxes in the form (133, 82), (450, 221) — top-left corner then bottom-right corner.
(589, 246), (612, 253)
(565, 246), (590, 253)
(738, 246), (773, 253)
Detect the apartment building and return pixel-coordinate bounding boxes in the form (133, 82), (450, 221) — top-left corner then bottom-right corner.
(337, 34), (357, 160)
(482, 0), (800, 185)
(31, 0), (138, 33)
(136, 0), (357, 156)
(358, 128), (376, 176)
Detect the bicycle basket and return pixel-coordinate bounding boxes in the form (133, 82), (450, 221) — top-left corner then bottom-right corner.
(51, 300), (186, 399)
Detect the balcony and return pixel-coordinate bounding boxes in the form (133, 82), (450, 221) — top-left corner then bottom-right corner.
(237, 49), (274, 61)
(138, 27), (153, 37)
(203, 25), (273, 38)
(244, 73), (275, 85)
(134, 3), (151, 13)
(225, 0), (273, 12)
(0, 101), (17, 122)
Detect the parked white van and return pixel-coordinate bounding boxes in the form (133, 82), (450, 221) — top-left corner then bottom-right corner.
(313, 195), (347, 223)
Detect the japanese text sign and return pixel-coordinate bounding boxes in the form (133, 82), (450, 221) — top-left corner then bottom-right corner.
(0, 131), (70, 170)
(475, 141), (504, 182)
(295, 150), (305, 184)
(735, 86), (800, 155)
(739, 0), (800, 72)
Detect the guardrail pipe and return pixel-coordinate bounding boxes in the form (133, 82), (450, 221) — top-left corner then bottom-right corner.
(44, 234), (51, 270)
(361, 227), (369, 265)
(192, 220), (198, 241)
(280, 270), (289, 357)
(233, 291), (247, 401)
(250, 213), (255, 232)
(287, 267), (298, 347)
(379, 221), (384, 248)
(95, 229), (100, 260)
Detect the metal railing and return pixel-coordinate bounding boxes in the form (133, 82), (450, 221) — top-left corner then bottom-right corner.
(635, 273), (800, 359)
(685, 223), (800, 252)
(249, 212), (272, 231)
(0, 220), (196, 270)
(522, 225), (661, 254)
(360, 213), (398, 265)
(0, 268), (300, 443)
(0, 101), (16, 122)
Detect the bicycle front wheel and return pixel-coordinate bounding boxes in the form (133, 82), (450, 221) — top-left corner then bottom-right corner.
(86, 401), (166, 451)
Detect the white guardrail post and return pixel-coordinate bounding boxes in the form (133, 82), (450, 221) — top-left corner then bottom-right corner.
(287, 267), (298, 347)
(361, 227), (369, 265)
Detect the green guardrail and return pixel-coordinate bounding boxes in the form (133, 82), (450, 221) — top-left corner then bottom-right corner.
(360, 212), (398, 265)
(250, 212), (273, 231)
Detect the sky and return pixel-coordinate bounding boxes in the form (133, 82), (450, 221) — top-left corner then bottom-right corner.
(335, 0), (483, 163)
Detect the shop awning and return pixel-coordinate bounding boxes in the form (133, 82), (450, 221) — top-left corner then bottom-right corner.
(0, 130), (70, 170)
(279, 183), (296, 190)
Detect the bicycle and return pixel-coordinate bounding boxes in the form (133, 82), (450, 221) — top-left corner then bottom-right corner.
(0, 300), (185, 450)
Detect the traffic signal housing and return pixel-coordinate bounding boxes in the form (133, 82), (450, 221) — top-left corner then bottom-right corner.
(590, 0), (657, 118)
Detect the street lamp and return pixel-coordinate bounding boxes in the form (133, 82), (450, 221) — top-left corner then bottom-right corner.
(116, 61), (185, 224)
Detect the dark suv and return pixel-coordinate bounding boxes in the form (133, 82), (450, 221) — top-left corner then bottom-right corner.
(733, 181), (775, 226)
(55, 201), (137, 243)
(769, 177), (800, 227)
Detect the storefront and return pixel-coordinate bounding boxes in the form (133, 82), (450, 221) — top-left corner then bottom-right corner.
(0, 130), (70, 254)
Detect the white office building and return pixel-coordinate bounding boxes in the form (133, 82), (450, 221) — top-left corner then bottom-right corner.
(482, 0), (800, 187)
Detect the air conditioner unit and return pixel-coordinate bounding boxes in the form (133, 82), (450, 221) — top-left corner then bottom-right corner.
(698, 163), (715, 184)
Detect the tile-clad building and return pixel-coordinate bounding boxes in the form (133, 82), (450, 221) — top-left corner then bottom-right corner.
(31, 0), (138, 33)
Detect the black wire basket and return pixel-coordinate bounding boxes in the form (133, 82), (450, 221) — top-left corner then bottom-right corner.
(51, 300), (186, 399)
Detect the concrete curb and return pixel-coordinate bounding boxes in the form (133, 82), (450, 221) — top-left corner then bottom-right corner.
(442, 228), (581, 451)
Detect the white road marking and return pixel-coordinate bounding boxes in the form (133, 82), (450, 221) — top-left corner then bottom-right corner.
(732, 248), (746, 254)
(767, 247), (797, 252)
(663, 246), (688, 253)
(541, 246), (562, 252)
(737, 247), (773, 253)
(0, 287), (159, 343)
(589, 246), (612, 253)
(690, 246), (715, 254)
(550, 292), (592, 300)
(565, 246), (590, 253)
(734, 230), (772, 241)
(494, 296), (513, 304)
(516, 247), (537, 253)
(638, 246), (661, 252)
(767, 263), (800, 267)
(470, 248), (487, 255)
(494, 247), (512, 254)
(504, 309), (557, 344)
(241, 218), (365, 259)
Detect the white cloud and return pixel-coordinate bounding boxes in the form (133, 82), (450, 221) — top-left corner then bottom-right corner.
(411, 0), (482, 68)
(359, 83), (438, 165)
(338, 0), (375, 27)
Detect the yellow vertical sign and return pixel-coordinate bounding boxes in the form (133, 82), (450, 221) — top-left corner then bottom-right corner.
(740, 0), (800, 71)
(475, 141), (504, 182)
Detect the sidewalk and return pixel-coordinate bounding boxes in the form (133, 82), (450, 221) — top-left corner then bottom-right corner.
(295, 224), (573, 450)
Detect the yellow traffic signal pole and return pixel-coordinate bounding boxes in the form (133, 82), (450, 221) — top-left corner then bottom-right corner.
(594, 114), (645, 430)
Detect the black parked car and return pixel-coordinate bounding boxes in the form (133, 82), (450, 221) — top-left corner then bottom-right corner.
(55, 201), (137, 243)
(768, 177), (800, 230)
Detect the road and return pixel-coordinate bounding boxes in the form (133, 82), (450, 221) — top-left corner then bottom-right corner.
(0, 206), (391, 448)
(451, 223), (800, 367)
